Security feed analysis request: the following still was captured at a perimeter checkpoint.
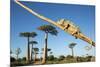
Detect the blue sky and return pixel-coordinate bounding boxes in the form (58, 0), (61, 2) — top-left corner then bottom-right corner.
(10, 1), (95, 58)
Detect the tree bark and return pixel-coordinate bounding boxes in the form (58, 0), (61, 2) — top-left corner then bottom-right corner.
(34, 52), (37, 63)
(72, 48), (74, 58)
(26, 37), (30, 63)
(42, 33), (48, 64)
(31, 44), (33, 61)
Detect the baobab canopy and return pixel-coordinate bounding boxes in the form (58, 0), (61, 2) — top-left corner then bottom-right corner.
(14, 0), (95, 47)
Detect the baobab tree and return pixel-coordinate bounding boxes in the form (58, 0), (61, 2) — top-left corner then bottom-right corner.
(29, 41), (38, 61)
(33, 48), (39, 62)
(69, 43), (77, 58)
(20, 32), (37, 63)
(38, 25), (58, 64)
(15, 48), (21, 61)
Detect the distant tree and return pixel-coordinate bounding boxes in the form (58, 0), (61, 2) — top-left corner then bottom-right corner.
(38, 25), (58, 64)
(33, 48), (39, 62)
(18, 58), (22, 62)
(29, 41), (38, 61)
(54, 57), (58, 61)
(48, 55), (55, 61)
(20, 32), (37, 63)
(58, 55), (65, 61)
(22, 57), (26, 61)
(66, 55), (73, 59)
(41, 48), (51, 51)
(10, 56), (16, 62)
(50, 52), (53, 55)
(69, 43), (77, 58)
(15, 48), (21, 61)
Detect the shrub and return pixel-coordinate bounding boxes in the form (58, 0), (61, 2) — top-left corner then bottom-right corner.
(58, 55), (65, 61)
(10, 56), (16, 62)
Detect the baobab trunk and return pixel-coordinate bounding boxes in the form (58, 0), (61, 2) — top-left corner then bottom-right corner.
(30, 44), (33, 61)
(34, 51), (38, 63)
(26, 37), (30, 63)
(42, 33), (48, 64)
(72, 48), (74, 58)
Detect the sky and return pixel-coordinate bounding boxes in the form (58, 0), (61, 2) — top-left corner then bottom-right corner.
(10, 0), (95, 58)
